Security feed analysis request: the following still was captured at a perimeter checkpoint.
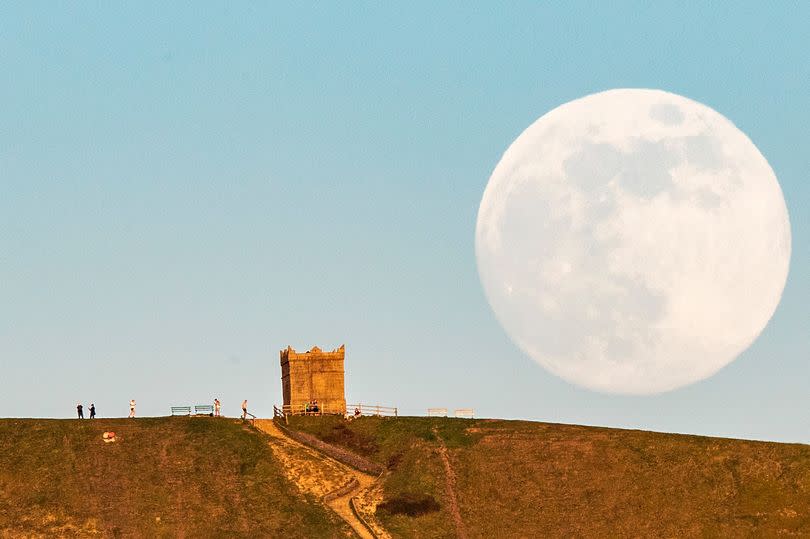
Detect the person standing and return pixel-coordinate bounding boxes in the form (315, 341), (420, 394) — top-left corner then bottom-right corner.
(241, 399), (248, 419)
(77, 403), (84, 419)
(89, 403), (96, 419)
(129, 399), (136, 418)
(214, 398), (221, 417)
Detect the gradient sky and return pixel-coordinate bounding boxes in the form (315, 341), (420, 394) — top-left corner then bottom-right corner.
(1, 3), (807, 443)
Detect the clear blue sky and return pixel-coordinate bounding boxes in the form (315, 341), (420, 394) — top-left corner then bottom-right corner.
(1, 3), (807, 442)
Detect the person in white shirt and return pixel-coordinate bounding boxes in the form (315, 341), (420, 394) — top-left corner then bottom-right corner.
(214, 398), (221, 417)
(129, 399), (136, 418)
(241, 399), (248, 419)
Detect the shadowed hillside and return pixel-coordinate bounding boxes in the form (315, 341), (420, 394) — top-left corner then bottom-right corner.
(0, 418), (349, 538)
(287, 416), (810, 538)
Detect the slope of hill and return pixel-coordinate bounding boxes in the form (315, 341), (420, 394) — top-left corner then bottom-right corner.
(3, 416), (809, 538)
(0, 418), (350, 538)
(287, 416), (810, 538)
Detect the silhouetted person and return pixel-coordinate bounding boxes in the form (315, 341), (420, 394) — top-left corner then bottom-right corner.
(312, 400), (319, 414)
(77, 403), (84, 419)
(89, 403), (96, 419)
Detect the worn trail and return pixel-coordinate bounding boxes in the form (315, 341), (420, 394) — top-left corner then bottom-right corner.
(254, 419), (386, 539)
(433, 427), (468, 539)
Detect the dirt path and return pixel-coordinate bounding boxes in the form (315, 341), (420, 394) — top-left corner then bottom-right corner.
(326, 473), (378, 539)
(255, 419), (385, 539)
(433, 427), (468, 539)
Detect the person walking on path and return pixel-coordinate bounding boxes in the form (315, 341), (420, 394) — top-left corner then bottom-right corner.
(77, 403), (84, 419)
(214, 398), (221, 417)
(89, 403), (96, 419)
(129, 399), (136, 418)
(241, 399), (248, 419)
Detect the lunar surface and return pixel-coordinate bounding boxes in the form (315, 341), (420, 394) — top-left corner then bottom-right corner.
(476, 89), (791, 394)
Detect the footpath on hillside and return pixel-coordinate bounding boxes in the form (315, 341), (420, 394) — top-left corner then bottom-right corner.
(254, 419), (390, 539)
(433, 427), (468, 539)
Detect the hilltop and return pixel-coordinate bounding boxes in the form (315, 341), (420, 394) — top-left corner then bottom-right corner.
(2, 416), (809, 538)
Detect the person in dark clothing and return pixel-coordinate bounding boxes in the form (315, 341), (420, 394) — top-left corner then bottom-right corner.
(89, 403), (96, 419)
(77, 403), (84, 419)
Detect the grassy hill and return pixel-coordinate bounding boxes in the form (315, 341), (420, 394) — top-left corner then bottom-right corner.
(3, 416), (809, 538)
(0, 418), (350, 538)
(287, 416), (810, 538)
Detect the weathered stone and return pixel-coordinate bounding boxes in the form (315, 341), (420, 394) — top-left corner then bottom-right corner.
(280, 345), (346, 414)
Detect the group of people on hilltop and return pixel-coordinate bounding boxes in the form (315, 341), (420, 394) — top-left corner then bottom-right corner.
(74, 398), (253, 419)
(305, 400), (320, 414)
(211, 398), (249, 419)
(210, 398), (249, 419)
(76, 403), (96, 419)
(76, 400), (133, 419)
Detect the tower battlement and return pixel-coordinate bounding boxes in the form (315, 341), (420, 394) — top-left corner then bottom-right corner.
(280, 345), (346, 414)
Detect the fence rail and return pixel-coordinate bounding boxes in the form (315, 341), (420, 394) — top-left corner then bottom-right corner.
(349, 403), (398, 417)
(427, 408), (448, 417)
(276, 403), (399, 418)
(281, 403), (346, 416)
(273, 405), (288, 424)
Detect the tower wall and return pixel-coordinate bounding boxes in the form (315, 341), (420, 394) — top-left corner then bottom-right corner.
(280, 345), (346, 414)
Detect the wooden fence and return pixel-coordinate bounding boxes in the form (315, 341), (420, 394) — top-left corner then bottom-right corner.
(281, 403), (346, 416)
(277, 403), (399, 418)
(273, 405), (288, 424)
(348, 403), (398, 417)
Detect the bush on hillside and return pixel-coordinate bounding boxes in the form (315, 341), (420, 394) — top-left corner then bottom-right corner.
(377, 494), (440, 517)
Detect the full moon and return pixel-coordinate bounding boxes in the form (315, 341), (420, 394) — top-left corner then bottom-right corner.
(476, 89), (791, 394)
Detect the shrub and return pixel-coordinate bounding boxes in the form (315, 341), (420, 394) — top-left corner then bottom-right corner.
(377, 494), (440, 517)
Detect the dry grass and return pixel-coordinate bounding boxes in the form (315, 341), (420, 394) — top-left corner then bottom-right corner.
(288, 416), (810, 538)
(4, 415), (809, 538)
(0, 418), (348, 538)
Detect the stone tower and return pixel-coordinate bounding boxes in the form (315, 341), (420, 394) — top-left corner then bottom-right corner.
(280, 345), (346, 414)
